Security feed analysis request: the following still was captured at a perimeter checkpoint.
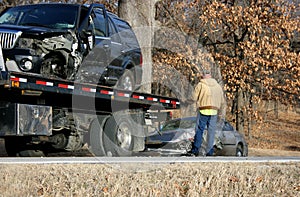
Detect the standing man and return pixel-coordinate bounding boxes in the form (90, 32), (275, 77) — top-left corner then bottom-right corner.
(187, 69), (225, 156)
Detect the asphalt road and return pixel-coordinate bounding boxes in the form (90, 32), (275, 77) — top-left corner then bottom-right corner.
(0, 156), (300, 164)
(1, 139), (300, 164)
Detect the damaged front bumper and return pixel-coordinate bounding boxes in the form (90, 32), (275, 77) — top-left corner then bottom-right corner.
(3, 48), (43, 73)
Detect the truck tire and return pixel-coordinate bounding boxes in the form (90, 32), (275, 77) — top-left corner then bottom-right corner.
(102, 114), (134, 156)
(4, 137), (45, 157)
(89, 117), (107, 156)
(17, 149), (45, 157)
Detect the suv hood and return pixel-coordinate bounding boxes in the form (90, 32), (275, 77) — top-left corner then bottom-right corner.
(0, 24), (70, 37)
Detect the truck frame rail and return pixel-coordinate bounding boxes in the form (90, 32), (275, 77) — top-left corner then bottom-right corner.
(0, 71), (180, 113)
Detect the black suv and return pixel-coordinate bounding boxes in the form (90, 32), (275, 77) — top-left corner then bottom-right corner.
(0, 3), (142, 90)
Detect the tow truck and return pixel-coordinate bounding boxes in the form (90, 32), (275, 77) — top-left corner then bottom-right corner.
(0, 45), (180, 156)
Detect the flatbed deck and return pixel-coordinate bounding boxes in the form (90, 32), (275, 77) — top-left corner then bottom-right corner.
(0, 71), (180, 113)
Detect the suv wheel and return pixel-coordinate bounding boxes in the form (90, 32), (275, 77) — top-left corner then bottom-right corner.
(40, 56), (66, 79)
(117, 69), (135, 91)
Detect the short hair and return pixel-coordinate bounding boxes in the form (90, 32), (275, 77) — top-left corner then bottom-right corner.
(202, 69), (211, 75)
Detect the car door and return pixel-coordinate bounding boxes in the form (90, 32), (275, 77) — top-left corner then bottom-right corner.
(222, 121), (237, 145)
(90, 7), (111, 68)
(77, 6), (111, 83)
(106, 16), (124, 80)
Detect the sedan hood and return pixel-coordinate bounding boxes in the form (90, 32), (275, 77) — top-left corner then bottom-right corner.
(147, 127), (223, 149)
(148, 128), (195, 143)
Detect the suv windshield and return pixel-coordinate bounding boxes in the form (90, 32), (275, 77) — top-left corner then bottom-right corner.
(0, 4), (79, 29)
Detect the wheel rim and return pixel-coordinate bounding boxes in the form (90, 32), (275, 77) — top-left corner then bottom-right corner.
(122, 75), (133, 91)
(116, 122), (132, 150)
(236, 147), (243, 157)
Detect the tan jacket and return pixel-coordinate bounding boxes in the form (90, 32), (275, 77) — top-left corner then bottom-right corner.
(193, 78), (225, 111)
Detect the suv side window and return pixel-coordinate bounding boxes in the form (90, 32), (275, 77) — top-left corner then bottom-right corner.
(93, 8), (106, 37)
(114, 19), (139, 49)
(108, 17), (121, 43)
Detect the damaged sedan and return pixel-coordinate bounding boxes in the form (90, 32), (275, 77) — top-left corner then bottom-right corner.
(145, 117), (248, 157)
(0, 3), (142, 90)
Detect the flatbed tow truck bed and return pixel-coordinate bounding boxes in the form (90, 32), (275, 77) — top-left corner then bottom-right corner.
(0, 46), (181, 157)
(0, 71), (180, 112)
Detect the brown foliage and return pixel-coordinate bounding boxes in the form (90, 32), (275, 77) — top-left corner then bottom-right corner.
(154, 0), (299, 129)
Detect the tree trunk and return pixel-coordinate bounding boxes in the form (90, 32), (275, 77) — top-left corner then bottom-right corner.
(274, 99), (279, 119)
(118, 0), (158, 93)
(236, 88), (244, 133)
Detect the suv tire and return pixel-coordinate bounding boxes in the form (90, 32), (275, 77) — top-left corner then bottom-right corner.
(117, 69), (135, 91)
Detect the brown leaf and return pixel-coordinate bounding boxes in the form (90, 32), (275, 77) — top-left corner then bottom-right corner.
(37, 188), (44, 196)
(229, 176), (240, 183)
(294, 184), (300, 191)
(201, 187), (207, 193)
(102, 187), (109, 193)
(255, 176), (264, 183)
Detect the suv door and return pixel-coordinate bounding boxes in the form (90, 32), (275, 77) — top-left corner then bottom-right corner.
(106, 17), (124, 82)
(77, 6), (111, 84)
(88, 7), (111, 68)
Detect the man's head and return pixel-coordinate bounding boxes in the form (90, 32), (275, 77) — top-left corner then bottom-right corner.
(202, 69), (211, 79)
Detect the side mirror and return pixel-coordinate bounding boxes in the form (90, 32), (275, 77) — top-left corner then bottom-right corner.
(80, 29), (93, 39)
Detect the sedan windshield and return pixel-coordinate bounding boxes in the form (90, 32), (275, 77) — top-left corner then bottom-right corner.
(0, 4), (79, 29)
(161, 118), (196, 131)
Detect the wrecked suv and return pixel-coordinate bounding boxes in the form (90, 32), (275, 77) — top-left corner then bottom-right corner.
(0, 3), (142, 90)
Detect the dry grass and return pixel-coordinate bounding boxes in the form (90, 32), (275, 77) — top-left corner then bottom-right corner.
(0, 110), (299, 196)
(247, 111), (300, 152)
(0, 163), (299, 197)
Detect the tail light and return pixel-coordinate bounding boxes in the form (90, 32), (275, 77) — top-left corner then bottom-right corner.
(139, 54), (143, 67)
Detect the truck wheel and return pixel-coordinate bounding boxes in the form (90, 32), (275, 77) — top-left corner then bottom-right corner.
(50, 133), (68, 150)
(89, 118), (106, 156)
(4, 137), (45, 157)
(17, 150), (45, 157)
(102, 115), (134, 156)
(117, 69), (135, 91)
